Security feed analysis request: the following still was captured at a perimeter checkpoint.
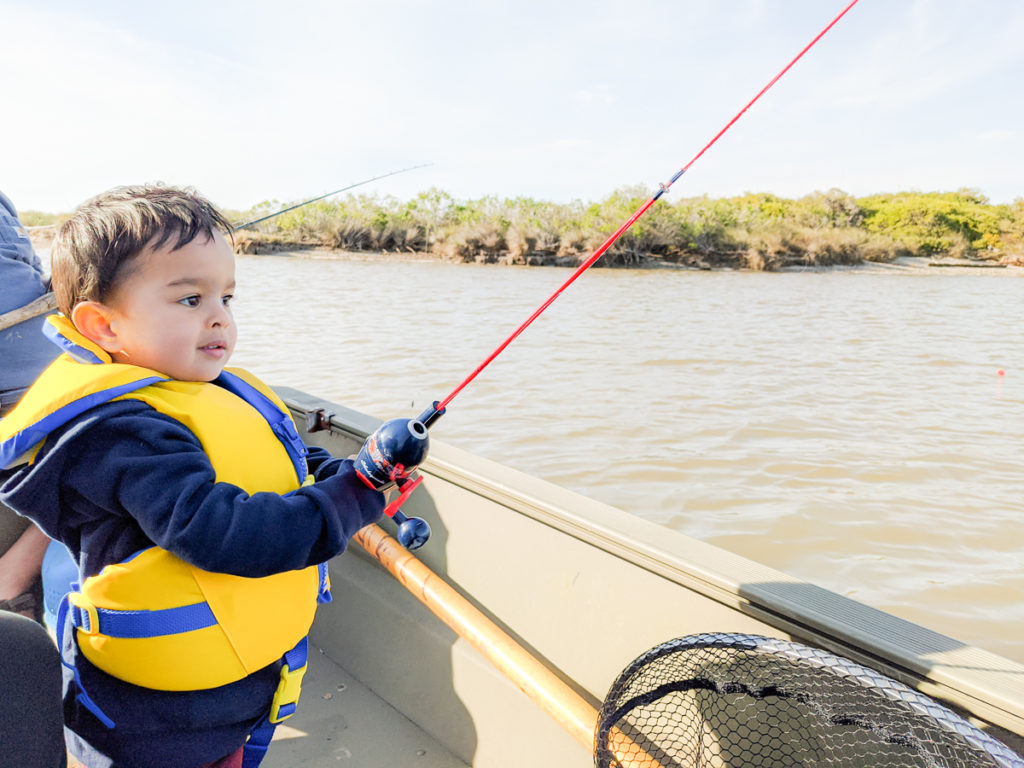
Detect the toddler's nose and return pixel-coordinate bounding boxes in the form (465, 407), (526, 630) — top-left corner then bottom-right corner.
(210, 304), (231, 327)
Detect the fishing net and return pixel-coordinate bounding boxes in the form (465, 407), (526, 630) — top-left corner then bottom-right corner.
(595, 633), (1024, 768)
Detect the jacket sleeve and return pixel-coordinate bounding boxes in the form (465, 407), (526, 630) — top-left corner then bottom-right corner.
(0, 190), (44, 272)
(6, 400), (384, 578)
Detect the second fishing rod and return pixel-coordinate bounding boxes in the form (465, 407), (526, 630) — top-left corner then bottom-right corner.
(356, 0), (861, 550)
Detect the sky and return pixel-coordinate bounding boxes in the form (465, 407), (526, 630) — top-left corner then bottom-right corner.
(4, 0), (1023, 214)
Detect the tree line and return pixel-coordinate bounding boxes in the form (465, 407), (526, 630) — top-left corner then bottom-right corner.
(26, 187), (1024, 270)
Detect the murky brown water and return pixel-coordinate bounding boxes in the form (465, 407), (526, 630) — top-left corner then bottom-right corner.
(230, 252), (1024, 663)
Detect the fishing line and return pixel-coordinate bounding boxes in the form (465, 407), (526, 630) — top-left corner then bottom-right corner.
(7, 166), (434, 333)
(23, 165), (433, 233)
(423, 0), (859, 423)
(233, 163), (433, 230)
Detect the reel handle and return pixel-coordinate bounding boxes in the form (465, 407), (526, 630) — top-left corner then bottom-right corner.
(390, 509), (431, 551)
(385, 475), (430, 550)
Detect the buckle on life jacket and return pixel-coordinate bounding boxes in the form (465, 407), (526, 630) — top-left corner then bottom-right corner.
(68, 592), (100, 635)
(317, 561), (332, 605)
(269, 637), (308, 723)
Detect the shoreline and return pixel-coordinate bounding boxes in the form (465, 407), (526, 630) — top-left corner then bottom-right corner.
(236, 243), (1024, 275)
(31, 231), (1022, 274)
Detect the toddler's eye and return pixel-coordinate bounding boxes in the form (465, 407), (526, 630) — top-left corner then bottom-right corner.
(179, 295), (201, 308)
(221, 294), (234, 307)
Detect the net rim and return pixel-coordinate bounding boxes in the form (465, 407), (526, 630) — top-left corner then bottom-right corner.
(598, 632), (1024, 768)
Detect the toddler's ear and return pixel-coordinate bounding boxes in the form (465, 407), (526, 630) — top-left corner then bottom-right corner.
(71, 302), (122, 354)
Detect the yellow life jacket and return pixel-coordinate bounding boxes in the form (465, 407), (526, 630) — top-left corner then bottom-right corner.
(0, 315), (328, 692)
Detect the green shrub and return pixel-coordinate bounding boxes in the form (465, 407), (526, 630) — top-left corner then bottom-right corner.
(186, 188), (1024, 268)
(859, 189), (1004, 257)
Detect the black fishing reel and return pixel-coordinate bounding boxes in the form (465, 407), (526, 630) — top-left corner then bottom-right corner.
(354, 402), (444, 550)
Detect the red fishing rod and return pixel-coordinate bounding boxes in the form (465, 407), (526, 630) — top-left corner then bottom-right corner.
(357, 0), (861, 549)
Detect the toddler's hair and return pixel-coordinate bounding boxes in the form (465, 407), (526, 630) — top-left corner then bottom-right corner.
(51, 184), (233, 316)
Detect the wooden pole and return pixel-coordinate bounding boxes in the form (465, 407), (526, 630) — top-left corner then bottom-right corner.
(352, 524), (665, 767)
(0, 293), (57, 333)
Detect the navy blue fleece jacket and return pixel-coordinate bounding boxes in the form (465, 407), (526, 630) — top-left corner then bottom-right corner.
(0, 398), (385, 768)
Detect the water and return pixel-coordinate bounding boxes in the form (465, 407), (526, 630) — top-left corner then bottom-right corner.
(229, 252), (1024, 663)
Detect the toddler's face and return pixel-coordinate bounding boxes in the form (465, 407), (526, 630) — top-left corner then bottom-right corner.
(103, 230), (237, 381)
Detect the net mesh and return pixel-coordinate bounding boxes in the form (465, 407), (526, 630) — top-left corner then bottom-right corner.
(595, 633), (1024, 768)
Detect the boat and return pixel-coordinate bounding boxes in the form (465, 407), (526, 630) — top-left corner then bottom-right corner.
(7, 296), (1022, 766)
(250, 386), (1024, 767)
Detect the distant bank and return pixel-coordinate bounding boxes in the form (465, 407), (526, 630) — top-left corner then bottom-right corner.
(25, 187), (1024, 271)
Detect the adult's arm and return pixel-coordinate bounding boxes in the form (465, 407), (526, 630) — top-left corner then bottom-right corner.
(0, 293), (56, 332)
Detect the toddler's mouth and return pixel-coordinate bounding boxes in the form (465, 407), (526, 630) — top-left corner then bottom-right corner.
(200, 342), (228, 356)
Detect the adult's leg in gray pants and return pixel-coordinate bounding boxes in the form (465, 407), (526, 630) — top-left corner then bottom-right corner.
(0, 611), (66, 767)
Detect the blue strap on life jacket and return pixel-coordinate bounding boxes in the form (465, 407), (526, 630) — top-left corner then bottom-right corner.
(55, 590), (115, 729)
(68, 599), (218, 638)
(57, 593), (316, 762)
(65, 562), (331, 637)
(214, 371), (309, 485)
(242, 562), (330, 767)
(242, 636), (309, 768)
(56, 560), (331, 747)
(0, 375), (166, 470)
(42, 318), (106, 364)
